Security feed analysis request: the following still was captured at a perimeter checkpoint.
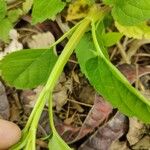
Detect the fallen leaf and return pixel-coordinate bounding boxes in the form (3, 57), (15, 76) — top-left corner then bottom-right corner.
(0, 81), (10, 119)
(53, 76), (72, 112)
(79, 85), (95, 105)
(118, 64), (150, 84)
(0, 29), (23, 59)
(110, 141), (130, 150)
(127, 118), (146, 146)
(79, 112), (128, 150)
(132, 135), (150, 150)
(27, 32), (55, 49)
(69, 95), (112, 143)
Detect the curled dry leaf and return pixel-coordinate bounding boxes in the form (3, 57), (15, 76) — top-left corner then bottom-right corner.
(127, 118), (146, 146)
(69, 95), (112, 143)
(117, 64), (150, 84)
(79, 112), (128, 150)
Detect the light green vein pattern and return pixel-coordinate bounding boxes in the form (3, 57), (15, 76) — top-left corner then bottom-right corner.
(86, 56), (150, 123)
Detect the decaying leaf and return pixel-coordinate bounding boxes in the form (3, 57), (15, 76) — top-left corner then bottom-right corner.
(27, 32), (55, 49)
(110, 141), (130, 150)
(0, 81), (10, 119)
(132, 135), (150, 150)
(79, 85), (95, 105)
(127, 118), (146, 146)
(117, 64), (150, 84)
(70, 95), (112, 143)
(53, 74), (73, 111)
(79, 112), (128, 150)
(0, 29), (23, 59)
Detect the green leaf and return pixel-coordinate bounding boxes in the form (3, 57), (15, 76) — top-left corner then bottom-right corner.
(76, 29), (150, 123)
(96, 34), (109, 59)
(23, 0), (33, 14)
(96, 22), (109, 59)
(0, 0), (7, 20)
(0, 18), (12, 42)
(32, 0), (66, 24)
(48, 134), (71, 150)
(7, 9), (22, 23)
(86, 56), (150, 123)
(101, 32), (123, 47)
(76, 33), (97, 76)
(0, 49), (57, 89)
(106, 0), (150, 26)
(115, 22), (150, 39)
(76, 30), (111, 76)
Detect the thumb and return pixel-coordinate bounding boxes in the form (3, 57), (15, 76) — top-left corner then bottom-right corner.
(0, 119), (21, 149)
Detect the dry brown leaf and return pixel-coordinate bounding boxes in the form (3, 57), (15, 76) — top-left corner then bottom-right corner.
(69, 95), (112, 143)
(0, 29), (23, 59)
(79, 112), (128, 150)
(127, 118), (146, 146)
(79, 85), (95, 105)
(0, 82), (10, 119)
(118, 64), (150, 84)
(110, 141), (130, 150)
(132, 135), (150, 150)
(27, 32), (55, 49)
(53, 76), (73, 111)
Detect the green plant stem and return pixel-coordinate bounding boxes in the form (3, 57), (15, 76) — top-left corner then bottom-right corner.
(24, 6), (110, 134)
(91, 21), (105, 57)
(13, 18), (90, 149)
(48, 93), (71, 149)
(48, 94), (55, 131)
(28, 18), (90, 129)
(12, 5), (110, 149)
(11, 18), (89, 150)
(22, 20), (83, 133)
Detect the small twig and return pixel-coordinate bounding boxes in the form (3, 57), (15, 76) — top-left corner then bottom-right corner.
(135, 53), (150, 57)
(110, 47), (117, 60)
(135, 63), (139, 89)
(122, 36), (128, 48)
(67, 99), (93, 107)
(117, 42), (130, 64)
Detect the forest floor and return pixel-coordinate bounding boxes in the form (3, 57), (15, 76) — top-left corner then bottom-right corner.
(0, 1), (150, 150)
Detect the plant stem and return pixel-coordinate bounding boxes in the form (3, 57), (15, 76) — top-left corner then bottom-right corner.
(11, 17), (90, 150)
(30, 18), (90, 127)
(48, 93), (71, 149)
(22, 20), (83, 133)
(11, 5), (110, 149)
(91, 21), (105, 56)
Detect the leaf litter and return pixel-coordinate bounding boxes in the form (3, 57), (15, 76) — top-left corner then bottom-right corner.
(0, 1), (150, 149)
